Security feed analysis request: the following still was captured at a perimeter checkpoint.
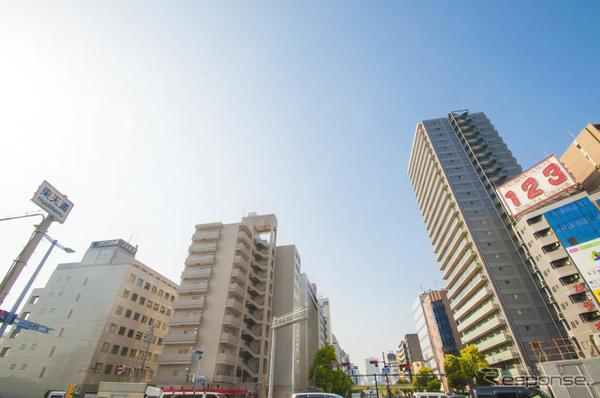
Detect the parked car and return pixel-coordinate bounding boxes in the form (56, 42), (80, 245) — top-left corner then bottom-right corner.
(293, 393), (345, 398)
(473, 386), (550, 398)
(413, 393), (448, 398)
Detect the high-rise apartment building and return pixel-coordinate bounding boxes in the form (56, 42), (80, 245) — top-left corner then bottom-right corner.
(153, 213), (278, 396)
(408, 110), (563, 376)
(412, 293), (437, 371)
(0, 239), (178, 398)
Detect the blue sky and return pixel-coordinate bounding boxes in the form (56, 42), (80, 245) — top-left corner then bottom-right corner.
(0, 0), (598, 373)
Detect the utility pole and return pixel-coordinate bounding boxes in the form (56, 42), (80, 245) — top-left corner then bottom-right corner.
(381, 352), (392, 398)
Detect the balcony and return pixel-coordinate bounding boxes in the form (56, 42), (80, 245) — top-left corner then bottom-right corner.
(220, 332), (239, 346)
(216, 352), (237, 365)
(157, 353), (192, 365)
(167, 311), (202, 326)
(435, 216), (460, 260)
(223, 314), (242, 328)
(235, 243), (251, 259)
(226, 298), (244, 314)
(462, 314), (506, 345)
(233, 256), (249, 273)
(442, 238), (472, 274)
(188, 242), (218, 254)
(237, 231), (252, 247)
(214, 374), (234, 383)
(453, 287), (494, 321)
(438, 229), (466, 265)
(229, 282), (246, 298)
(443, 249), (477, 281)
(178, 280), (208, 294)
(447, 260), (480, 296)
(450, 274), (488, 310)
(172, 296), (205, 310)
(476, 331), (513, 352)
(184, 253), (215, 266)
(162, 333), (197, 344)
(192, 231), (219, 242)
(486, 348), (520, 365)
(457, 302), (499, 332)
(181, 266), (211, 280)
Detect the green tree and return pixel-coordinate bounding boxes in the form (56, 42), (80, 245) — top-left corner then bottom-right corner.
(412, 367), (441, 392)
(444, 345), (497, 393)
(309, 345), (355, 397)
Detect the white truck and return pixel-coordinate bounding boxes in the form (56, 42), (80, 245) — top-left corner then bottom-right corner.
(96, 382), (163, 398)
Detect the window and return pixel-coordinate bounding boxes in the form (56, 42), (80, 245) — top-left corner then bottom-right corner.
(137, 278), (144, 286)
(109, 324), (117, 334)
(49, 292), (54, 297)
(525, 326), (532, 331)
(9, 364), (16, 370)
(129, 349), (137, 358)
(156, 320), (162, 329)
(141, 315), (148, 323)
(83, 277), (89, 286)
(20, 364), (27, 370)
(118, 326), (126, 335)
(29, 296), (39, 305)
(75, 293), (81, 302)
(158, 289), (164, 298)
(152, 286), (158, 294)
(115, 306), (124, 316)
(125, 309), (132, 318)
(66, 276), (71, 281)
(49, 347), (56, 357)
(147, 300), (153, 309)
(131, 293), (138, 303)
(166, 309), (171, 316)
(123, 289), (130, 299)
(0, 347), (10, 357)
(153, 303), (159, 311)
(57, 277), (62, 282)
(19, 344), (26, 350)
(135, 332), (143, 340)
(165, 293), (170, 300)
(121, 347), (129, 356)
(127, 329), (135, 338)
(160, 306), (166, 314)
(139, 297), (146, 306)
(144, 282), (151, 290)
(101, 342), (110, 353)
(30, 344), (37, 350)
(58, 327), (65, 337)
(21, 312), (30, 320)
(111, 345), (120, 355)
(39, 367), (47, 378)
(133, 313), (140, 321)
(104, 364), (113, 375)
(67, 310), (73, 319)
(93, 363), (103, 373)
(149, 318), (155, 325)
(129, 274), (136, 283)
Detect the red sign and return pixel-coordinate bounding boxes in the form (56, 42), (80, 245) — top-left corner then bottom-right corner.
(496, 155), (577, 218)
(116, 365), (125, 375)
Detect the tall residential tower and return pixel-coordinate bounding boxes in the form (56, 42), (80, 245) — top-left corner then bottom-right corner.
(408, 110), (562, 376)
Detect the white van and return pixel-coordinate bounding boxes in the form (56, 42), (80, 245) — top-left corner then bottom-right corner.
(413, 393), (447, 398)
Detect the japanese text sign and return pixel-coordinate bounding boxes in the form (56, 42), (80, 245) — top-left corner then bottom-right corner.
(496, 155), (577, 218)
(31, 181), (74, 223)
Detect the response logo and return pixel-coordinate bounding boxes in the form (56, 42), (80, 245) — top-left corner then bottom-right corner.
(592, 251), (600, 261)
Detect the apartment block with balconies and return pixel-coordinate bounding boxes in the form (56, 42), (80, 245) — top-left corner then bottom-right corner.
(153, 213), (278, 397)
(408, 110), (563, 376)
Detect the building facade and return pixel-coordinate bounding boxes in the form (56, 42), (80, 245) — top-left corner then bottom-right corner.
(408, 110), (563, 376)
(412, 293), (437, 371)
(513, 191), (600, 358)
(153, 213), (278, 396)
(561, 124), (600, 193)
(0, 239), (178, 398)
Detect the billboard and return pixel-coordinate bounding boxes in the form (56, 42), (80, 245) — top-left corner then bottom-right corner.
(31, 180), (74, 223)
(496, 155), (577, 218)
(567, 238), (600, 308)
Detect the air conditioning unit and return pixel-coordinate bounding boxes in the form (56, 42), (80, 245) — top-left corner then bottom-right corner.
(188, 374), (196, 382)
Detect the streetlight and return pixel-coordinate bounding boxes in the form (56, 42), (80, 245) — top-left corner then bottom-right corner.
(0, 233), (75, 336)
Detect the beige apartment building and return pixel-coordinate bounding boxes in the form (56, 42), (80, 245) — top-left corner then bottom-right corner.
(153, 213), (279, 396)
(408, 110), (563, 376)
(0, 239), (178, 398)
(561, 124), (600, 193)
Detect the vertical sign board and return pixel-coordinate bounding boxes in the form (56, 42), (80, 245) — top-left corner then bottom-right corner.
(31, 180), (74, 223)
(567, 239), (600, 309)
(496, 155), (577, 218)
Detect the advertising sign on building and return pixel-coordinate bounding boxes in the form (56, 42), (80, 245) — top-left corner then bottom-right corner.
(31, 180), (74, 224)
(496, 155), (577, 218)
(567, 238), (600, 308)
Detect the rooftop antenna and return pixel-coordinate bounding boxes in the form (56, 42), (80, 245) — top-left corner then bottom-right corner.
(567, 129), (577, 141)
(543, 150), (550, 157)
(420, 284), (423, 291)
(434, 280), (438, 289)
(128, 233), (134, 243)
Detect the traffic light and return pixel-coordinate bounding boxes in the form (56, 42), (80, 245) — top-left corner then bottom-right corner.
(375, 361), (378, 367)
(0, 310), (16, 325)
